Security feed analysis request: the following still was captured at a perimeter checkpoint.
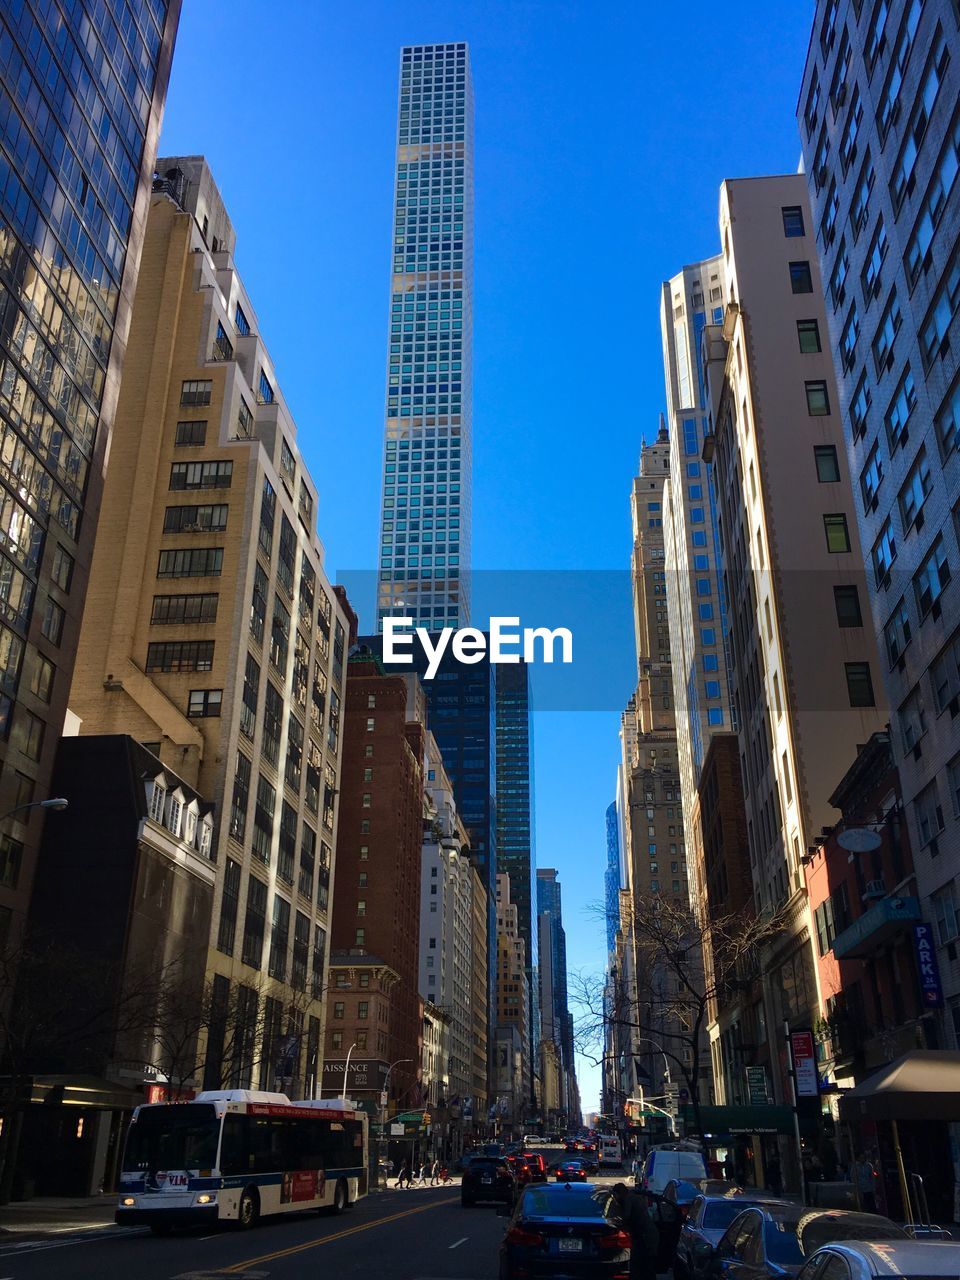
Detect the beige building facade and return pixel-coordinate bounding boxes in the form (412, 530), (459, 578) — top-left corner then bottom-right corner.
(705, 176), (888, 1092)
(68, 157), (349, 1094)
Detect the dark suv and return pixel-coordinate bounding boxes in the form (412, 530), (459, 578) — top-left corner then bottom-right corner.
(461, 1156), (516, 1208)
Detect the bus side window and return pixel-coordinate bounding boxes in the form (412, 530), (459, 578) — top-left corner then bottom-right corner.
(220, 1115), (246, 1176)
(305, 1118), (328, 1172)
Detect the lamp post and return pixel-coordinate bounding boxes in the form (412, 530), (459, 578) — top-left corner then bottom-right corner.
(0, 797), (69, 823)
(379, 1058), (412, 1190)
(340, 1042), (358, 1103)
(634, 1037), (676, 1136)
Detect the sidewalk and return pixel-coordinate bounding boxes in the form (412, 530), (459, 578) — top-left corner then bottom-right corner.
(0, 1194), (117, 1240)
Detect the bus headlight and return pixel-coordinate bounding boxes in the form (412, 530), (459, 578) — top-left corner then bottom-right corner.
(196, 1194), (214, 1205)
(122, 1197), (136, 1206)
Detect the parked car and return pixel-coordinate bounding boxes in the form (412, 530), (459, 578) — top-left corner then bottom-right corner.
(461, 1156), (517, 1208)
(796, 1240), (960, 1280)
(555, 1159), (588, 1183)
(710, 1205), (908, 1280)
(636, 1146), (708, 1195)
(675, 1195), (791, 1280)
(499, 1182), (631, 1280)
(524, 1134), (546, 1146)
(664, 1179), (705, 1221)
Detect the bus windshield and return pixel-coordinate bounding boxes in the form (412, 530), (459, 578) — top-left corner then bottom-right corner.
(122, 1105), (220, 1173)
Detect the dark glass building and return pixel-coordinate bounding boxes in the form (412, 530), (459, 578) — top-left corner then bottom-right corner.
(0, 0), (181, 945)
(495, 661), (538, 1097)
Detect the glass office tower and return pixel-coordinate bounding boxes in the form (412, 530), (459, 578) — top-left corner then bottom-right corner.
(0, 0), (181, 943)
(377, 42), (474, 629)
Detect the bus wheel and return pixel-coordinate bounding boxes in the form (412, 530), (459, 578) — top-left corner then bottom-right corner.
(331, 1178), (348, 1215)
(237, 1186), (260, 1229)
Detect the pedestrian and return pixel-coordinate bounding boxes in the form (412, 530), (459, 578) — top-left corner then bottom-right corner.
(416, 1161), (427, 1186)
(430, 1158), (440, 1185)
(766, 1151), (782, 1197)
(851, 1151), (878, 1213)
(608, 1182), (660, 1280)
(723, 1151), (736, 1181)
(396, 1159), (410, 1190)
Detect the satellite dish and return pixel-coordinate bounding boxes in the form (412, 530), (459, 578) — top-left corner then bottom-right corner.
(836, 827), (882, 852)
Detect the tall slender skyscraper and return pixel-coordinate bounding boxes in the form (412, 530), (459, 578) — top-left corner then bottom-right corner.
(377, 43), (474, 629)
(0, 0), (180, 948)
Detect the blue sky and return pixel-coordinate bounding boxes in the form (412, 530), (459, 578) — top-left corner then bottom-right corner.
(159, 0), (815, 1115)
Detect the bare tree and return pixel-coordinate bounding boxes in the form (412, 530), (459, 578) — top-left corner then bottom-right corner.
(573, 897), (788, 1136)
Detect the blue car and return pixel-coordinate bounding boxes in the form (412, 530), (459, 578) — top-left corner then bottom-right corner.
(499, 1182), (631, 1279)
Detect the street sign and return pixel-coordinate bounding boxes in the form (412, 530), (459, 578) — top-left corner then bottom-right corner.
(746, 1066), (768, 1106)
(379, 1091), (388, 1108)
(390, 1123), (404, 1136)
(790, 1030), (819, 1097)
(836, 827), (882, 852)
(913, 923), (945, 1008)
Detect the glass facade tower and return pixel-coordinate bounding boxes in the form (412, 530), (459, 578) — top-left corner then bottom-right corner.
(377, 42), (474, 629)
(0, 0), (180, 944)
(495, 661), (538, 1095)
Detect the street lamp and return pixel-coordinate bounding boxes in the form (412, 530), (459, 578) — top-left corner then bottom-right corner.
(379, 1058), (412, 1190)
(0, 798), (68, 822)
(634, 1037), (676, 1136)
(340, 1043), (358, 1103)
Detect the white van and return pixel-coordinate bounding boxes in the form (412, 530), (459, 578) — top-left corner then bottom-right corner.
(635, 1145), (707, 1194)
(599, 1135), (622, 1167)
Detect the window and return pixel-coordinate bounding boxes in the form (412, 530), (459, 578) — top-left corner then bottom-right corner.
(934, 883), (960, 944)
(277, 515), (296, 594)
(936, 375), (960, 461)
(286, 714), (303, 791)
(834, 585), (863, 628)
(217, 858), (241, 956)
(873, 519), (898, 587)
(280, 439), (296, 488)
(29, 654), (54, 703)
(268, 894), (290, 981)
(151, 594), (218, 625)
(885, 597), (913, 666)
(824, 514), (851, 553)
(299, 823), (316, 900)
(170, 461), (233, 490)
(841, 305), (860, 369)
(845, 662), (876, 707)
(180, 380), (212, 407)
(851, 371), (871, 439)
(830, 240), (850, 308)
(899, 448), (932, 532)
(241, 876), (267, 968)
(239, 653), (259, 739)
(157, 547), (223, 578)
(815, 446), (840, 482)
(885, 368), (916, 452)
(235, 303), (251, 336)
(257, 370), (274, 405)
(262, 681), (283, 766)
(873, 290), (902, 373)
(14, 709), (44, 761)
(921, 244), (960, 369)
(931, 632), (960, 714)
(270, 595), (290, 673)
(292, 912), (310, 991)
(187, 688), (222, 717)
(163, 504), (228, 533)
(236, 398), (253, 439)
(949, 755), (960, 818)
(915, 779), (944, 848)
(905, 105), (960, 287)
(333, 1002), (344, 1020)
(789, 261), (813, 293)
(782, 206), (805, 237)
(252, 774), (276, 864)
(797, 319), (821, 353)
(915, 537), (951, 617)
(259, 478), (276, 559)
(851, 155), (875, 236)
(40, 598), (64, 645)
(51, 545), (74, 592)
(806, 381), (830, 416)
(861, 443), (884, 513)
(900, 685), (928, 753)
(230, 751), (251, 841)
(175, 420), (207, 447)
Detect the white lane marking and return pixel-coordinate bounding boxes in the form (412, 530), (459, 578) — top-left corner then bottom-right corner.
(448, 1236), (468, 1249)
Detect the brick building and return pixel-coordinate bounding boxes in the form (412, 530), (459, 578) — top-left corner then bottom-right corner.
(328, 656), (425, 1107)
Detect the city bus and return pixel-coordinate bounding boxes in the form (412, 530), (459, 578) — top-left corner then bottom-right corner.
(116, 1091), (368, 1233)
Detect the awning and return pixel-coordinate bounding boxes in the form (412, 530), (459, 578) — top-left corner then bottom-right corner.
(840, 1050), (960, 1121)
(687, 1104), (796, 1136)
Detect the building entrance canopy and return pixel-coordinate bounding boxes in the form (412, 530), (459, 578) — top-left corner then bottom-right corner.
(689, 1104), (796, 1136)
(840, 1050), (960, 1121)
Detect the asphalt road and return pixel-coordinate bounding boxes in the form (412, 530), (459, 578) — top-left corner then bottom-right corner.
(0, 1147), (629, 1280)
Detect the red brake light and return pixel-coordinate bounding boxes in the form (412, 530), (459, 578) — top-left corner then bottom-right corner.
(506, 1226), (545, 1248)
(598, 1229), (632, 1251)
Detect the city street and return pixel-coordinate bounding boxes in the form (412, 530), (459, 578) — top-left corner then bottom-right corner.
(0, 1152), (627, 1280)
